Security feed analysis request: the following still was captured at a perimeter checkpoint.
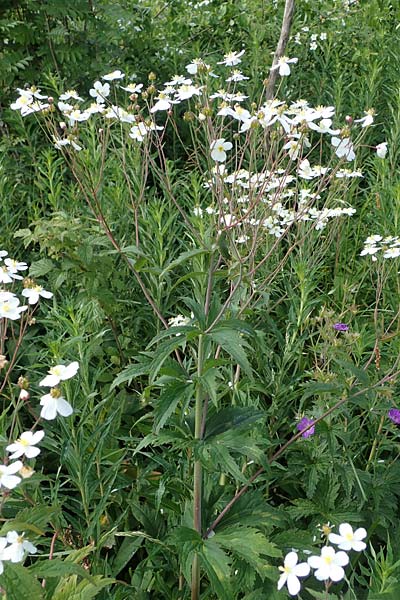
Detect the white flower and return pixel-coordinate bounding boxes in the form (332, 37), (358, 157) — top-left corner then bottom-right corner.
(376, 142), (388, 158)
(270, 56), (298, 76)
(308, 546), (349, 581)
(6, 431), (45, 460)
(210, 138), (233, 162)
(89, 81), (110, 103)
(308, 118), (340, 135)
(3, 531), (37, 563)
(277, 551), (310, 596)
(59, 90), (84, 101)
(40, 389), (73, 420)
(0, 297), (28, 320)
(310, 41), (318, 50)
(102, 70), (124, 81)
(0, 537), (8, 575)
(150, 93), (175, 113)
(226, 70), (249, 82)
(331, 136), (355, 161)
(39, 361), (79, 387)
(355, 109), (375, 127)
(4, 258), (28, 273)
(120, 83), (143, 93)
(175, 84), (202, 101)
(0, 461), (23, 489)
(186, 58), (205, 75)
(328, 523), (367, 551)
(218, 49), (245, 66)
(21, 285), (53, 305)
(383, 247), (400, 258)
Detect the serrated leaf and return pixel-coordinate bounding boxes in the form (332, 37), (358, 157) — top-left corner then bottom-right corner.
(111, 535), (144, 576)
(1, 563), (44, 600)
(29, 258), (55, 277)
(154, 381), (193, 433)
(209, 329), (253, 377)
(204, 407), (265, 439)
(200, 538), (232, 600)
(110, 357), (150, 390)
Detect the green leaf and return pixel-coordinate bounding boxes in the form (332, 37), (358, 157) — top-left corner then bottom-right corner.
(52, 575), (115, 600)
(154, 381), (194, 433)
(111, 535), (144, 576)
(29, 258), (55, 277)
(216, 527), (281, 578)
(110, 357), (151, 390)
(1, 563), (44, 600)
(159, 248), (209, 279)
(204, 407), (265, 439)
(148, 336), (188, 383)
(200, 538), (232, 600)
(209, 329), (253, 377)
(29, 559), (94, 582)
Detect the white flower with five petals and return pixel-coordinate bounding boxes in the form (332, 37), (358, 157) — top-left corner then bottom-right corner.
(308, 546), (349, 581)
(39, 361), (79, 387)
(277, 551), (310, 596)
(328, 523), (367, 551)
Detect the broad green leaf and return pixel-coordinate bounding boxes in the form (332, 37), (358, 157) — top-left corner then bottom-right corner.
(1, 563), (44, 600)
(154, 381), (194, 433)
(216, 527), (281, 578)
(200, 538), (232, 600)
(209, 329), (253, 377)
(204, 407), (265, 439)
(29, 258), (55, 277)
(52, 575), (115, 600)
(29, 559), (94, 582)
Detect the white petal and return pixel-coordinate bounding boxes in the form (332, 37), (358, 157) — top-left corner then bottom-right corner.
(352, 540), (366, 551)
(284, 551), (299, 568)
(1, 474), (21, 489)
(39, 374), (59, 387)
(287, 574), (301, 596)
(338, 523), (353, 537)
(277, 572), (288, 591)
(60, 361), (79, 380)
(293, 562), (310, 577)
(328, 532), (343, 545)
(329, 565), (345, 582)
(314, 565), (330, 581)
(354, 527), (367, 541)
(40, 398), (58, 420)
(56, 398), (73, 417)
(334, 551), (349, 567)
(308, 555), (322, 569)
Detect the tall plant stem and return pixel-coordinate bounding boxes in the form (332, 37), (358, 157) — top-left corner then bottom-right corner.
(191, 334), (205, 600)
(265, 0), (296, 100)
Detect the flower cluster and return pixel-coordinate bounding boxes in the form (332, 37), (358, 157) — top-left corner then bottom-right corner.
(278, 523), (367, 596)
(360, 235), (400, 260)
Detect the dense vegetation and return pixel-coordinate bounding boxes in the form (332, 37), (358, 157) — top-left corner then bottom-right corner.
(1, 0), (400, 598)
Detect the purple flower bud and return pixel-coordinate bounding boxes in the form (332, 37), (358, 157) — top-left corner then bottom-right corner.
(388, 408), (400, 425)
(333, 322), (349, 332)
(297, 417), (315, 438)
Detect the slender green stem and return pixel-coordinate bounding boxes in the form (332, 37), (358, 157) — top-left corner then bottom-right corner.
(191, 334), (204, 600)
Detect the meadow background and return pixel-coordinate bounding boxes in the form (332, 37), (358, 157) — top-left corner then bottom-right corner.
(1, 0), (400, 598)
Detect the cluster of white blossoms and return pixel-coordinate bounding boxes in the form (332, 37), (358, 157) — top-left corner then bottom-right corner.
(1, 250), (80, 573)
(278, 523), (367, 596)
(0, 531), (37, 574)
(0, 251), (53, 320)
(360, 235), (400, 261)
(10, 51), (387, 253)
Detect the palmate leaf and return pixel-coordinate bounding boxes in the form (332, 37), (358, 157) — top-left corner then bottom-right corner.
(215, 527), (281, 577)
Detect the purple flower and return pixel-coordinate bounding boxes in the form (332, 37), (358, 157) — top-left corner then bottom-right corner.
(388, 408), (400, 425)
(333, 323), (349, 332)
(297, 417), (315, 438)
